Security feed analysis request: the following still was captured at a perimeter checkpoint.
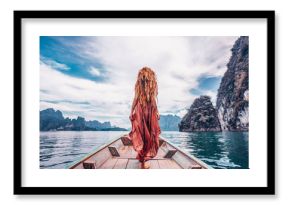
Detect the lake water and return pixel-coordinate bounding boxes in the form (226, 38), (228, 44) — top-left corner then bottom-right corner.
(40, 131), (248, 169)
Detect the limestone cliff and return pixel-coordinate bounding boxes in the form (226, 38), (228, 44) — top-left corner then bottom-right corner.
(216, 36), (249, 131)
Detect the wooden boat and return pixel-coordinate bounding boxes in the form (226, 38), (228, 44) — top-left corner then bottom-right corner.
(68, 135), (212, 169)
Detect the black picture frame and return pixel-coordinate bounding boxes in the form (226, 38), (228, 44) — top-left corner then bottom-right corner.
(14, 10), (275, 195)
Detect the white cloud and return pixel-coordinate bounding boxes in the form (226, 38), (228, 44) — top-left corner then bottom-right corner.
(84, 36), (237, 112)
(40, 36), (238, 128)
(41, 57), (70, 71)
(89, 66), (101, 77)
(40, 62), (133, 128)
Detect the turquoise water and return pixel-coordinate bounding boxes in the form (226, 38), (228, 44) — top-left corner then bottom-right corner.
(40, 131), (248, 169)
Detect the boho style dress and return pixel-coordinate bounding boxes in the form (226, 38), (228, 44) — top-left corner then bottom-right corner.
(129, 99), (161, 162)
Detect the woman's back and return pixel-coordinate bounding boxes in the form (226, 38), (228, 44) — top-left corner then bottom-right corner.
(129, 67), (161, 168)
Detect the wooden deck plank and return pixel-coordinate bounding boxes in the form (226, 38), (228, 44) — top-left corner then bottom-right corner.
(110, 139), (124, 149)
(70, 135), (210, 169)
(118, 145), (130, 156)
(166, 159), (182, 169)
(126, 159), (141, 169)
(113, 159), (128, 169)
(87, 148), (112, 168)
(157, 160), (168, 169)
(172, 151), (201, 169)
(99, 158), (118, 169)
(155, 141), (178, 160)
(155, 147), (167, 159)
(117, 145), (136, 158)
(158, 159), (181, 169)
(129, 146), (137, 158)
(149, 160), (159, 169)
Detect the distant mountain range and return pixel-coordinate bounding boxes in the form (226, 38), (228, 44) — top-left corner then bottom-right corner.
(159, 114), (181, 131)
(40, 108), (127, 131)
(40, 108), (182, 132)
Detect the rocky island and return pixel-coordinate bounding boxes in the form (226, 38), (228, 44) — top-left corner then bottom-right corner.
(179, 95), (221, 132)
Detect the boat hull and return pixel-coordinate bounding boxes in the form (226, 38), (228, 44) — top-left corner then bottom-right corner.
(68, 135), (212, 169)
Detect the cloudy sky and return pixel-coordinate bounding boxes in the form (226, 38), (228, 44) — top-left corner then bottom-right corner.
(40, 36), (238, 128)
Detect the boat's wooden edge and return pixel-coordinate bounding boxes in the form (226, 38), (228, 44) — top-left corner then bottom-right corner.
(67, 134), (213, 169)
(159, 135), (213, 169)
(66, 134), (127, 169)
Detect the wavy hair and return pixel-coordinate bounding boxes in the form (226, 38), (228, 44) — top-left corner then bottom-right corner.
(134, 67), (158, 107)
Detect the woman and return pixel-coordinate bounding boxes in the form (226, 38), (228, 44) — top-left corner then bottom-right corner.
(129, 67), (161, 169)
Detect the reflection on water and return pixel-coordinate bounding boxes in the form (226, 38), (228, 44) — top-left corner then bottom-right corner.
(40, 131), (248, 169)
(163, 131), (248, 169)
(40, 131), (127, 168)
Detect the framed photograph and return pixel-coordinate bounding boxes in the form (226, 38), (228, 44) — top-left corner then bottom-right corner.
(14, 10), (275, 195)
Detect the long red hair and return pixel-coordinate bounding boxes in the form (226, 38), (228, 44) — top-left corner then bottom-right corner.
(134, 67), (158, 107)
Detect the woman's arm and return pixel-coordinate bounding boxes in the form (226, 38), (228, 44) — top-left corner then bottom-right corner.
(155, 98), (160, 120)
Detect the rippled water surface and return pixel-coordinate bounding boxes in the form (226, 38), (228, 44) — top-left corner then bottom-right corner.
(40, 131), (248, 169)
